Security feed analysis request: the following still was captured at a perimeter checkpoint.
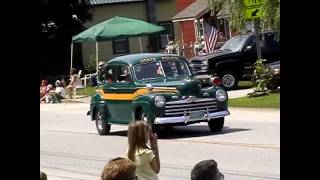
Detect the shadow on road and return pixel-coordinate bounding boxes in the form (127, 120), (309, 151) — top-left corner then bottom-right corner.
(108, 126), (250, 139)
(159, 126), (250, 139)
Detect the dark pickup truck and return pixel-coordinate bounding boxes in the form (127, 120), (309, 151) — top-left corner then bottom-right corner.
(189, 31), (280, 90)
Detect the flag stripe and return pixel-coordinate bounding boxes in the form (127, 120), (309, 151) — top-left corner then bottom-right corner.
(203, 22), (218, 53)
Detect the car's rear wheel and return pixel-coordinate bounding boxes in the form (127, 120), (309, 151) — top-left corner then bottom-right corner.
(208, 117), (224, 132)
(220, 71), (238, 90)
(95, 111), (111, 135)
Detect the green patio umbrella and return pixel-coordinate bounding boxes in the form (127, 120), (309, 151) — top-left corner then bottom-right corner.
(71, 16), (165, 72)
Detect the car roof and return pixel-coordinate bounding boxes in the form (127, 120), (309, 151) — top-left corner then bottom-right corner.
(107, 53), (183, 65)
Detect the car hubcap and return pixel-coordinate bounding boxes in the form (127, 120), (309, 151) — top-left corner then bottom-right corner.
(222, 74), (235, 88)
(141, 112), (148, 122)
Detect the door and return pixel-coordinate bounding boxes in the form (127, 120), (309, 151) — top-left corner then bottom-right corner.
(103, 64), (136, 124)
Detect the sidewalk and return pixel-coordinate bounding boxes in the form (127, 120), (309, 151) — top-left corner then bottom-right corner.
(227, 88), (254, 99)
(67, 88), (254, 103)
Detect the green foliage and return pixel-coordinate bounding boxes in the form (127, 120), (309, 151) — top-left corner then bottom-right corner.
(251, 59), (269, 92)
(208, 0), (280, 32)
(260, 0), (280, 32)
(84, 54), (96, 74)
(250, 59), (280, 97)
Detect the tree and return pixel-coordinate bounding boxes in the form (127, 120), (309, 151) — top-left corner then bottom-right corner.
(208, 0), (280, 32)
(40, 0), (92, 77)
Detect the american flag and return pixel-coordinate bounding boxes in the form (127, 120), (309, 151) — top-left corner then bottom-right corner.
(203, 22), (218, 53)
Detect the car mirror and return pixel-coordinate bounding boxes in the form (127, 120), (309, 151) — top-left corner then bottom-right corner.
(245, 45), (252, 51)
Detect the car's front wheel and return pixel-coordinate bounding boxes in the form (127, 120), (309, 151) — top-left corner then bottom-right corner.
(138, 110), (160, 133)
(95, 111), (111, 135)
(208, 117), (224, 132)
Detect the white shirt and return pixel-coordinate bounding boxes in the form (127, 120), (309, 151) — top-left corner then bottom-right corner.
(55, 87), (66, 97)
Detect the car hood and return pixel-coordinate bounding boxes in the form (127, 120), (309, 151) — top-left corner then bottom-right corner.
(190, 50), (237, 61)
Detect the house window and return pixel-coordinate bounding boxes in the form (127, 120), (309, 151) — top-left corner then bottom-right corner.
(158, 22), (174, 49)
(113, 38), (129, 54)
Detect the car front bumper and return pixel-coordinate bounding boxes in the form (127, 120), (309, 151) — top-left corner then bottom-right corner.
(153, 110), (230, 124)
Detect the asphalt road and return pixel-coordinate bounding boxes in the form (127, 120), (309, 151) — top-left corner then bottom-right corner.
(40, 103), (280, 180)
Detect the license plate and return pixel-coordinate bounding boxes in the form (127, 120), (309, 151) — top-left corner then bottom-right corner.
(189, 111), (205, 121)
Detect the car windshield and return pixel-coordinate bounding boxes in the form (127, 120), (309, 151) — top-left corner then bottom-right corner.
(134, 60), (190, 81)
(220, 35), (249, 52)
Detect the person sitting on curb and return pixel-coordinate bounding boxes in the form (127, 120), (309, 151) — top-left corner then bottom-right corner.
(54, 80), (66, 102)
(101, 157), (137, 180)
(40, 80), (48, 99)
(191, 159), (224, 180)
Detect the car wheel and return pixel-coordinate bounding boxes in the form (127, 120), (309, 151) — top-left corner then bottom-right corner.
(220, 71), (238, 90)
(208, 117), (224, 132)
(138, 110), (160, 133)
(95, 111), (111, 135)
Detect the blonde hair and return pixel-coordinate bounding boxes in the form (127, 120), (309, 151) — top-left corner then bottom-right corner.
(101, 157), (136, 180)
(127, 120), (152, 161)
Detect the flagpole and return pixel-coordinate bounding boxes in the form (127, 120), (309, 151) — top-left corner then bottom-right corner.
(70, 43), (73, 72)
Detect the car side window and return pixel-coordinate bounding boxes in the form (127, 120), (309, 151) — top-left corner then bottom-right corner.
(116, 65), (132, 83)
(104, 65), (116, 83)
(264, 33), (280, 49)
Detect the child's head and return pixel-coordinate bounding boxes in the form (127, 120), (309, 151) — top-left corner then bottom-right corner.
(127, 120), (152, 161)
(101, 157), (136, 180)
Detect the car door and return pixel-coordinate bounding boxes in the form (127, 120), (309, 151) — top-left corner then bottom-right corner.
(104, 64), (136, 124)
(261, 32), (280, 63)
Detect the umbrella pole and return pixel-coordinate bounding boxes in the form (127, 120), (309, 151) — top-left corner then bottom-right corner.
(96, 42), (99, 73)
(70, 43), (73, 72)
(139, 37), (143, 53)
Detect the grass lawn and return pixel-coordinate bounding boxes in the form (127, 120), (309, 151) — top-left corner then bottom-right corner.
(78, 86), (97, 96)
(229, 93), (280, 108)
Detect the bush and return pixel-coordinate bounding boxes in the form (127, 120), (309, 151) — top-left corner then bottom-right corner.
(249, 59), (280, 97)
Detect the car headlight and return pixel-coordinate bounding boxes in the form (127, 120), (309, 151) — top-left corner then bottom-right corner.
(155, 96), (166, 107)
(216, 90), (227, 102)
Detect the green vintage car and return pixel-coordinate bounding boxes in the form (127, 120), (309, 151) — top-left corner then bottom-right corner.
(88, 53), (229, 135)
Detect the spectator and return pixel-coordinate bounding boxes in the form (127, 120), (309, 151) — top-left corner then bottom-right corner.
(127, 121), (160, 180)
(54, 80), (66, 102)
(40, 84), (58, 103)
(40, 80), (48, 98)
(191, 159), (224, 180)
(40, 171), (47, 180)
(101, 157), (137, 180)
(66, 68), (81, 99)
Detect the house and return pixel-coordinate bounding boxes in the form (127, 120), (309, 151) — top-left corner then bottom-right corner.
(171, 0), (232, 58)
(79, 0), (179, 71)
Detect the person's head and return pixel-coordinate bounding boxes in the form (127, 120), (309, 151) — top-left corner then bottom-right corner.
(55, 80), (61, 87)
(70, 68), (77, 75)
(101, 157), (136, 180)
(127, 120), (152, 161)
(191, 159), (224, 180)
(41, 80), (48, 86)
(40, 171), (47, 180)
(46, 84), (53, 91)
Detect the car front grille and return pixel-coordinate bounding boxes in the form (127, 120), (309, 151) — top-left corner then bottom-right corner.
(164, 98), (218, 117)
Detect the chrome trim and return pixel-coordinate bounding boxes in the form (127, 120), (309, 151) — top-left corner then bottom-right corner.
(166, 98), (216, 105)
(165, 105), (217, 112)
(165, 108), (218, 116)
(165, 101), (217, 109)
(154, 111), (230, 124)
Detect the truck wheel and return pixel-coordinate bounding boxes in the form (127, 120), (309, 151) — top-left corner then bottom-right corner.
(220, 71), (238, 90)
(208, 117), (224, 132)
(95, 111), (111, 135)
